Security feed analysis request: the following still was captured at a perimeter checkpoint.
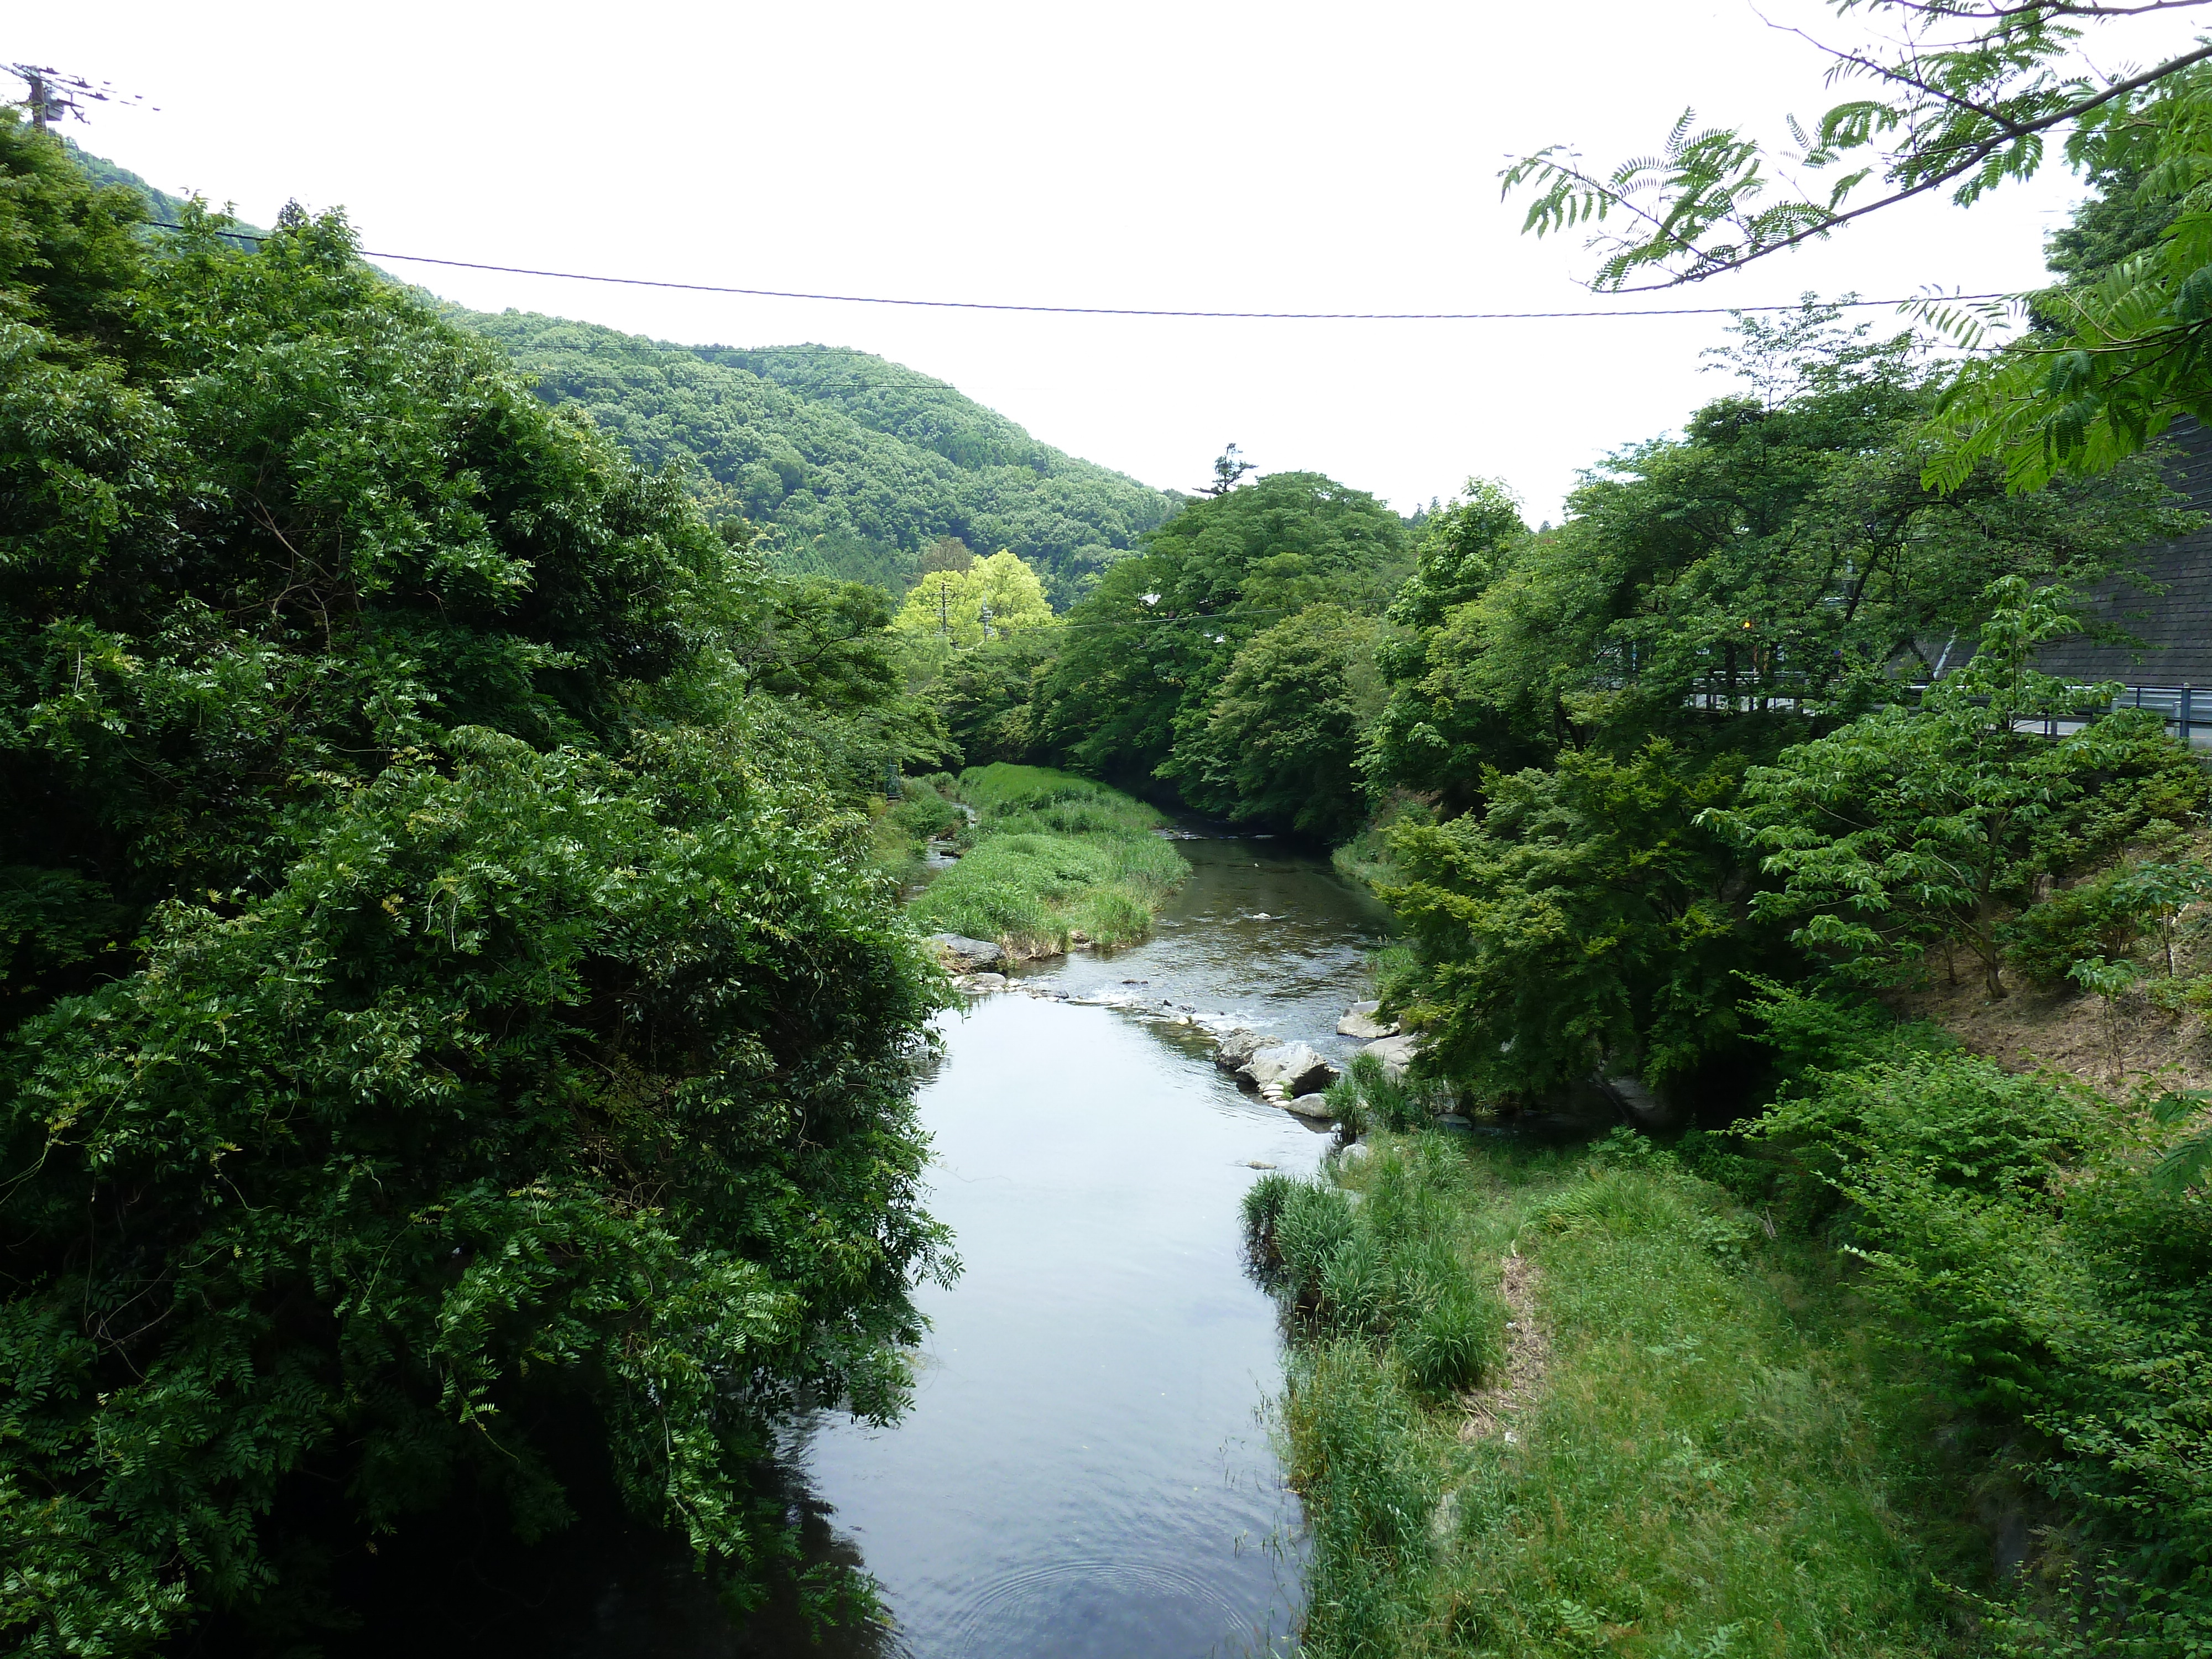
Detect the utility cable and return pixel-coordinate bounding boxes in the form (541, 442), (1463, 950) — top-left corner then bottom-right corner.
(144, 223), (2006, 323)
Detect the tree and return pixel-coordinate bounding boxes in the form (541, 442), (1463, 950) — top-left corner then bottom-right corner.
(1501, 1), (2212, 488)
(1039, 472), (1410, 787)
(1363, 311), (2189, 810)
(1380, 742), (1759, 1102)
(1161, 604), (1386, 840)
(919, 534), (974, 574)
(1714, 579), (2207, 998)
(0, 119), (950, 1652)
(890, 548), (1054, 648)
(1200, 442), (1254, 496)
(1366, 479), (1531, 810)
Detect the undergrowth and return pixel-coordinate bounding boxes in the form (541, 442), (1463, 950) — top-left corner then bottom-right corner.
(905, 763), (1188, 953)
(1254, 1130), (1989, 1657)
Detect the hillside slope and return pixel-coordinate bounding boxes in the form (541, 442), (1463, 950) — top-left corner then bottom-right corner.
(457, 311), (1178, 602)
(69, 143), (1179, 603)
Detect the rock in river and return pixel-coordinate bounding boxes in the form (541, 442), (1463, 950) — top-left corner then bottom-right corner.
(1243, 1041), (1338, 1095)
(928, 932), (1003, 973)
(1283, 1092), (1336, 1120)
(1212, 1028), (1274, 1073)
(1336, 1000), (1398, 1039)
(1362, 1032), (1423, 1081)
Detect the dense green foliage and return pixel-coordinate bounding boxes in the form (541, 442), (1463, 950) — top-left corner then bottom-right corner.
(1364, 310), (2197, 1108)
(1261, 1131), (1979, 1658)
(1718, 581), (2206, 999)
(1741, 1005), (2212, 1652)
(904, 764), (1188, 954)
(1, 117), (952, 1652)
(1032, 472), (1411, 827)
(451, 312), (1176, 607)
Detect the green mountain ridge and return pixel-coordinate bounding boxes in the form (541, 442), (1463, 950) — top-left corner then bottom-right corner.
(457, 311), (1181, 603)
(70, 144), (1180, 604)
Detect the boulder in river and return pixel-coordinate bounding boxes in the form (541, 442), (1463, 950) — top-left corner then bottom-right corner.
(1363, 1032), (1423, 1081)
(1337, 1000), (1399, 1039)
(1283, 1092), (1336, 1120)
(1243, 1041), (1338, 1095)
(1212, 1028), (1273, 1073)
(928, 932), (1003, 973)
(957, 972), (1008, 993)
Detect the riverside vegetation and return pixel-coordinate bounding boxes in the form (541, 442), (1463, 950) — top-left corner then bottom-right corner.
(901, 765), (1188, 958)
(1, 118), (960, 1653)
(25, 14), (2212, 1650)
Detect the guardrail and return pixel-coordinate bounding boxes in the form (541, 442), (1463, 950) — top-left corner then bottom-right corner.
(1683, 682), (2210, 749)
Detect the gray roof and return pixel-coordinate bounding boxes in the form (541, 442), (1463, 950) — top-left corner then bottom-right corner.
(2031, 416), (2212, 687)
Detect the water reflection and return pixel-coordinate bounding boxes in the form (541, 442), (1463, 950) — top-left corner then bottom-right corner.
(350, 834), (1387, 1658)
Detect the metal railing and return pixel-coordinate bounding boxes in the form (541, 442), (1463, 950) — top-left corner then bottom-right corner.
(1683, 681), (2210, 748)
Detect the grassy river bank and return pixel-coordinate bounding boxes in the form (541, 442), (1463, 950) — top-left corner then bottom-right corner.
(1253, 1125), (1990, 1659)
(895, 764), (1190, 956)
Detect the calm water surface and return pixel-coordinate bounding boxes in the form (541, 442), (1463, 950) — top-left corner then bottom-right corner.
(510, 834), (1392, 1658)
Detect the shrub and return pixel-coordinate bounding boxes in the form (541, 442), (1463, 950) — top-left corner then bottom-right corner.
(2002, 870), (2143, 988)
(1750, 1042), (2212, 1637)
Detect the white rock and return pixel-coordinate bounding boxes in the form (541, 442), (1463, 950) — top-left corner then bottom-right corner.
(1243, 1041), (1338, 1095)
(928, 932), (1003, 973)
(1362, 1032), (1423, 1081)
(1337, 1000), (1399, 1039)
(1284, 1092), (1336, 1120)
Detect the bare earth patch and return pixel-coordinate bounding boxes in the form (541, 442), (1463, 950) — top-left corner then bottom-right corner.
(1456, 1246), (1551, 1443)
(1897, 961), (2210, 1094)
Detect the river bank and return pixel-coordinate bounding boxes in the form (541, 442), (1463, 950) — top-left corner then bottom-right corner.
(1258, 1129), (1992, 1658)
(905, 764), (1191, 957)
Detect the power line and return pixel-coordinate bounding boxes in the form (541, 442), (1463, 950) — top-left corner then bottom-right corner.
(144, 223), (2006, 323)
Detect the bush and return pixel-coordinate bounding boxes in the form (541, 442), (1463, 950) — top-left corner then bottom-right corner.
(2002, 870), (2144, 988)
(1750, 1042), (2212, 1642)
(1251, 1148), (1506, 1396)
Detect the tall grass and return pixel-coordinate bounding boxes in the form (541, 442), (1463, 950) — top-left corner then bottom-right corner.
(1262, 1131), (1990, 1657)
(906, 764), (1188, 954)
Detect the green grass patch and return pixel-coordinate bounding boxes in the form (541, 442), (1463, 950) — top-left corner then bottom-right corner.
(906, 764), (1188, 954)
(1259, 1129), (1991, 1658)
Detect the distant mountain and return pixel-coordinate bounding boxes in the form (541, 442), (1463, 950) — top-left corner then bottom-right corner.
(457, 314), (1180, 603)
(70, 144), (1179, 603)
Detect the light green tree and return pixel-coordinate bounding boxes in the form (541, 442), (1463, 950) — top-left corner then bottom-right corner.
(893, 548), (1055, 647)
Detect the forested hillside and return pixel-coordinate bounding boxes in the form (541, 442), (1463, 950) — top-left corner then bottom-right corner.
(453, 312), (1177, 604)
(65, 145), (1179, 607)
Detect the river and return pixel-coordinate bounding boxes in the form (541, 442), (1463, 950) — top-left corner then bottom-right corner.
(335, 832), (1391, 1658)
(750, 833), (1395, 1658)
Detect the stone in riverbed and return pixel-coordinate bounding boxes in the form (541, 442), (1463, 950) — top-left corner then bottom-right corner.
(1213, 1028), (1276, 1073)
(1337, 1000), (1399, 1040)
(956, 972), (1007, 993)
(1243, 1041), (1338, 1095)
(1363, 1032), (1423, 1081)
(1283, 1092), (1336, 1120)
(928, 932), (1003, 972)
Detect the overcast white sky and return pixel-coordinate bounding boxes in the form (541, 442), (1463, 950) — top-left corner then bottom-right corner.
(22, 2), (2206, 517)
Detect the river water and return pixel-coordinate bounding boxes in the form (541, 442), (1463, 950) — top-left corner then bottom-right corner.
(756, 834), (1395, 1658)
(356, 833), (1391, 1658)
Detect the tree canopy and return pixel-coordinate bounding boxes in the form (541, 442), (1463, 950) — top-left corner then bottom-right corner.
(0, 115), (949, 1653)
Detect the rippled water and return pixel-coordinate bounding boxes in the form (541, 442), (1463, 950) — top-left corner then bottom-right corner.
(338, 834), (1392, 1658)
(770, 836), (1393, 1659)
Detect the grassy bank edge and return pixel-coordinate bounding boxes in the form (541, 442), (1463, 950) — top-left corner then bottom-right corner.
(902, 764), (1190, 958)
(1252, 1128), (1997, 1658)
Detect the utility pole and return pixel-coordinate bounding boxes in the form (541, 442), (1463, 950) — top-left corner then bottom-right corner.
(8, 65), (154, 132)
(938, 575), (950, 638)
